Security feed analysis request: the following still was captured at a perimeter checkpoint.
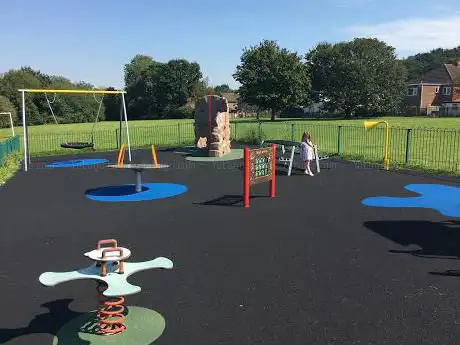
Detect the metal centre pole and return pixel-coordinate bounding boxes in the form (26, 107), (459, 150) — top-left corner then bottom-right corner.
(135, 169), (143, 193)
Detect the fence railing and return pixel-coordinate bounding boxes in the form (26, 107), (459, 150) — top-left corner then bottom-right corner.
(19, 122), (460, 174)
(0, 136), (20, 165)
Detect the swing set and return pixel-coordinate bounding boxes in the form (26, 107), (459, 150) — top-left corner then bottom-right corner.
(18, 88), (132, 171)
(44, 92), (104, 149)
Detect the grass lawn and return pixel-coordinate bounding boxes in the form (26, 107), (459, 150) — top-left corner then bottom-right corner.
(0, 116), (459, 138)
(248, 116), (460, 129)
(0, 153), (21, 185)
(0, 116), (459, 174)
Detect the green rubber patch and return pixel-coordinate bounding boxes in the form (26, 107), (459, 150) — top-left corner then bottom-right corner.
(175, 147), (243, 162)
(52, 306), (165, 345)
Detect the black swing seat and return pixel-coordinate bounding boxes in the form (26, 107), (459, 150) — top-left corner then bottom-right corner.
(60, 142), (94, 149)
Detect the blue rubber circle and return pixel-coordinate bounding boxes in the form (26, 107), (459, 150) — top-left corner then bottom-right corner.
(46, 159), (109, 168)
(85, 183), (188, 202)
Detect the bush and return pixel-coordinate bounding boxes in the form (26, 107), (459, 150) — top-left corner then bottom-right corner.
(0, 152), (21, 185)
(239, 128), (263, 144)
(166, 105), (195, 119)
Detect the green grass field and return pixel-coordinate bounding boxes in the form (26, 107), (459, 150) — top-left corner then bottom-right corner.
(1, 116), (459, 174)
(0, 116), (459, 138)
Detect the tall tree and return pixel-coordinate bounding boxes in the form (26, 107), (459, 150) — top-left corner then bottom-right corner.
(124, 55), (159, 118)
(192, 77), (213, 100)
(124, 55), (156, 87)
(103, 87), (122, 121)
(0, 67), (45, 124)
(144, 59), (203, 115)
(403, 46), (460, 81)
(214, 84), (233, 93)
(0, 95), (17, 127)
(233, 40), (311, 120)
(307, 38), (407, 118)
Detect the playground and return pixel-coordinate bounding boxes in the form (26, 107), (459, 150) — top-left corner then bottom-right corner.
(1, 91), (460, 344)
(1, 144), (460, 344)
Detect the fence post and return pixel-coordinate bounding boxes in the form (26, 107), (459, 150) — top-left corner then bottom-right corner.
(405, 128), (412, 164)
(337, 126), (342, 156)
(115, 129), (119, 149)
(177, 123), (181, 145)
(291, 123), (295, 142)
(258, 121), (262, 142)
(234, 122), (238, 141)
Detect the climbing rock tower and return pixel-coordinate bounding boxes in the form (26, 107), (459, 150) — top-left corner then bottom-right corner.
(194, 95), (231, 157)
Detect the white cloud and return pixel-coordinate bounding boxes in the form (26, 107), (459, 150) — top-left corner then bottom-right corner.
(345, 15), (460, 56)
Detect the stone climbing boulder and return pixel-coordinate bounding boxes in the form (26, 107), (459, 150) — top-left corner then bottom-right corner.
(194, 95), (231, 157)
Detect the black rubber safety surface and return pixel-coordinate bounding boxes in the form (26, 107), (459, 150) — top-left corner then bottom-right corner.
(1, 148), (460, 344)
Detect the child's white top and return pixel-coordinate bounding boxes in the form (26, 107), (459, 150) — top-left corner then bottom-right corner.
(300, 140), (315, 161)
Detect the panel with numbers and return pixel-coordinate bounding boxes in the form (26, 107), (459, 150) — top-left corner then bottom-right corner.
(249, 147), (273, 185)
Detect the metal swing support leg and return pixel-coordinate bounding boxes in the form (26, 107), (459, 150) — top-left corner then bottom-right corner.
(121, 93), (132, 162)
(287, 145), (295, 177)
(315, 146), (321, 173)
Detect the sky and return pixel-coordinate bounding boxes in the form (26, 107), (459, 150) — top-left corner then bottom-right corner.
(1, 0), (459, 89)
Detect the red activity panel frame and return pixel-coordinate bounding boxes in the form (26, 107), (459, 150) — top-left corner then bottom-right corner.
(243, 144), (276, 208)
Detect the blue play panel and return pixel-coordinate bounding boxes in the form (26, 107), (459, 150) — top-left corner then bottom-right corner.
(85, 183), (188, 202)
(46, 159), (109, 168)
(362, 184), (460, 217)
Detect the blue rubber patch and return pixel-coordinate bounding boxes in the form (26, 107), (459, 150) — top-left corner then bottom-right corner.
(46, 159), (109, 168)
(362, 184), (460, 217)
(85, 183), (188, 202)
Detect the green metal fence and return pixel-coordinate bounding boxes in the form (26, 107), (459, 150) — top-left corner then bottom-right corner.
(0, 136), (20, 165)
(20, 122), (460, 174)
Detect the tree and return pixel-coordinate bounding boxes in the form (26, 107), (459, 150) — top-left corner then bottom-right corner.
(143, 59), (203, 115)
(103, 87), (122, 121)
(306, 38), (407, 118)
(214, 84), (232, 93)
(0, 95), (17, 128)
(403, 46), (460, 81)
(233, 40), (311, 121)
(192, 77), (213, 100)
(124, 55), (156, 87)
(0, 67), (45, 124)
(124, 55), (159, 118)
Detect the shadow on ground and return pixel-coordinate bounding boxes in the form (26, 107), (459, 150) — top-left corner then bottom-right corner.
(195, 194), (270, 207)
(0, 299), (87, 344)
(364, 220), (460, 259)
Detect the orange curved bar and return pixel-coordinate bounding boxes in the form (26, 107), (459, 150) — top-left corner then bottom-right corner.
(117, 144), (126, 167)
(151, 145), (158, 167)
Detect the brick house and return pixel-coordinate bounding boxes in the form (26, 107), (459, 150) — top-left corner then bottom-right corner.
(405, 60), (460, 116)
(219, 92), (238, 113)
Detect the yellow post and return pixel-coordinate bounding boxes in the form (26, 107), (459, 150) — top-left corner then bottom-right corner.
(384, 125), (390, 170)
(364, 120), (390, 170)
(151, 145), (159, 167)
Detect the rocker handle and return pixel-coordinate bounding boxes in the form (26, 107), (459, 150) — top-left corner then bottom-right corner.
(101, 247), (123, 259)
(101, 247), (125, 274)
(97, 239), (118, 249)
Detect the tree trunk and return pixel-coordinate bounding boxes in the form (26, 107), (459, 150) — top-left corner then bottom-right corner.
(270, 109), (276, 121)
(256, 108), (260, 120)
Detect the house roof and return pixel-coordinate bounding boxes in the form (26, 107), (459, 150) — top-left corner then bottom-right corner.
(409, 62), (460, 85)
(219, 92), (238, 103)
(445, 63), (460, 84)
